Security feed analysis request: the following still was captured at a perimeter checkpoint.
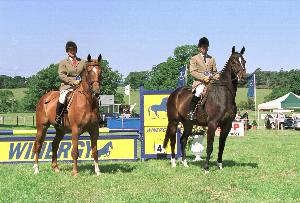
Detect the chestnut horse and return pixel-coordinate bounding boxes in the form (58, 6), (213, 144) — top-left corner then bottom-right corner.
(33, 54), (102, 176)
(163, 46), (247, 173)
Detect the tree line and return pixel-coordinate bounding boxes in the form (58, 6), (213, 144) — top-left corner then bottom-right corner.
(124, 45), (300, 101)
(0, 44), (299, 113)
(0, 75), (27, 88)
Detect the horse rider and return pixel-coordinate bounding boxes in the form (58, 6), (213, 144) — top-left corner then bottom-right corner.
(55, 41), (87, 126)
(188, 37), (219, 120)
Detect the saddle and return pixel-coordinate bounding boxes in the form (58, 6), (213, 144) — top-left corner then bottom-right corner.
(192, 84), (210, 107)
(63, 91), (75, 114)
(44, 90), (76, 114)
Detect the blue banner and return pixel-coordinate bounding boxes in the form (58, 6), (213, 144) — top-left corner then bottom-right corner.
(247, 74), (255, 98)
(177, 66), (186, 87)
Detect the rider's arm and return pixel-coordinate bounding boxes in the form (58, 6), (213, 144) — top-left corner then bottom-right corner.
(189, 57), (206, 82)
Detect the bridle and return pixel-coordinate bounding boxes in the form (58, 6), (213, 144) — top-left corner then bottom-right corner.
(230, 54), (246, 82)
(85, 62), (101, 97)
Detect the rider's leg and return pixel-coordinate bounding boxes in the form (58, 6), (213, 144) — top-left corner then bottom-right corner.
(55, 90), (70, 126)
(188, 84), (205, 120)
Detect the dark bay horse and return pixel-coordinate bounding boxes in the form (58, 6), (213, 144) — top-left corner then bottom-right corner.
(33, 54), (102, 176)
(163, 46), (247, 173)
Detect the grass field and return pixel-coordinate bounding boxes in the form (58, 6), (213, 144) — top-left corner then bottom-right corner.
(3, 88), (27, 102)
(0, 129), (299, 202)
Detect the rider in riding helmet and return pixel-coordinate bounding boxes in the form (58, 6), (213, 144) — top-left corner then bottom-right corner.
(188, 37), (219, 120)
(55, 41), (87, 126)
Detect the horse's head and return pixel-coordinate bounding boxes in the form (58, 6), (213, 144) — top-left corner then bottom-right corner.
(228, 46), (247, 83)
(85, 54), (102, 97)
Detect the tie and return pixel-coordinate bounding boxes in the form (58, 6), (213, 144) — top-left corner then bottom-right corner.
(203, 55), (206, 64)
(72, 59), (77, 65)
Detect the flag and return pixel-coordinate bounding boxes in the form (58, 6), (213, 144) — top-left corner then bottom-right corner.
(177, 65), (187, 87)
(124, 84), (130, 96)
(247, 73), (256, 98)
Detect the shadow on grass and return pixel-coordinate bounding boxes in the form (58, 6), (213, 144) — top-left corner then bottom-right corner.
(184, 155), (258, 169)
(77, 163), (136, 174)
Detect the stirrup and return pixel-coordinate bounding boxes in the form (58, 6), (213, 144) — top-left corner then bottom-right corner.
(55, 115), (62, 126)
(188, 111), (194, 120)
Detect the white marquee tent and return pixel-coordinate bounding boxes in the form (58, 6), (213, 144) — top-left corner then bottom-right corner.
(258, 92), (300, 110)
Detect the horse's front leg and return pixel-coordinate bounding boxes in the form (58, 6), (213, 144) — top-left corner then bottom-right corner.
(88, 127), (100, 176)
(71, 127), (80, 177)
(32, 125), (48, 174)
(204, 122), (217, 173)
(217, 121), (232, 170)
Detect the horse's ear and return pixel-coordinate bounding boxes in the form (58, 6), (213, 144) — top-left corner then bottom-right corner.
(232, 46), (236, 54)
(240, 46), (245, 55)
(98, 54), (102, 62)
(87, 54), (91, 62)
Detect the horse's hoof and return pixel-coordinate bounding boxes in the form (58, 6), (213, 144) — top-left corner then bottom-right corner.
(53, 167), (60, 173)
(72, 171), (78, 177)
(33, 164), (39, 175)
(181, 159), (189, 167)
(95, 171), (101, 176)
(170, 158), (176, 168)
(204, 170), (209, 174)
(217, 163), (223, 170)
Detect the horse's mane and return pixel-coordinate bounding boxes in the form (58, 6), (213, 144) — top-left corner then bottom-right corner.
(219, 55), (234, 81)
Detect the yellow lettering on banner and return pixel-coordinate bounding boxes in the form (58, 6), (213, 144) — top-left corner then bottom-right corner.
(144, 127), (177, 154)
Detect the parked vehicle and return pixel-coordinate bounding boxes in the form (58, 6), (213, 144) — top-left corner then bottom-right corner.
(282, 117), (294, 129)
(294, 119), (300, 130)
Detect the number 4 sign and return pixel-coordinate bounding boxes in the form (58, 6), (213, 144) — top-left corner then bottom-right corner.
(154, 144), (165, 154)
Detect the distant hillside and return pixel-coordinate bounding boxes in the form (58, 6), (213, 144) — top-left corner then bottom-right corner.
(236, 88), (272, 105)
(4, 87), (272, 114)
(2, 88), (27, 102)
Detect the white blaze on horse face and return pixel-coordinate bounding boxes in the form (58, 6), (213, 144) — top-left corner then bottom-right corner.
(239, 57), (244, 69)
(92, 66), (98, 74)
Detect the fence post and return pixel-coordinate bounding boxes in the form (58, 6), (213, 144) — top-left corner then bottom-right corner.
(17, 115), (19, 126)
(2, 116), (4, 125)
(33, 115), (35, 127)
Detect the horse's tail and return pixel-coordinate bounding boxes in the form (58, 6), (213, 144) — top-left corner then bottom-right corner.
(163, 128), (170, 149)
(163, 121), (177, 149)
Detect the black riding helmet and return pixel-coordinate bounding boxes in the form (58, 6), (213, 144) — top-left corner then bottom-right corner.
(198, 37), (209, 48)
(65, 41), (77, 52)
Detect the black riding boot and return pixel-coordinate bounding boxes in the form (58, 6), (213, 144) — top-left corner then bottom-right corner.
(188, 95), (200, 120)
(55, 102), (65, 126)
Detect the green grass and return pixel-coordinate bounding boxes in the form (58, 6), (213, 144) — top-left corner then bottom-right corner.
(0, 129), (299, 202)
(236, 88), (272, 105)
(0, 112), (36, 129)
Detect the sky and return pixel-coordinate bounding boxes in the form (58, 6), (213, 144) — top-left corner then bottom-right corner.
(0, 0), (300, 78)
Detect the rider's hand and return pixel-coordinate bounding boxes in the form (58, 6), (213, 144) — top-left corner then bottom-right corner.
(203, 76), (210, 83)
(73, 80), (80, 86)
(214, 73), (220, 80)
